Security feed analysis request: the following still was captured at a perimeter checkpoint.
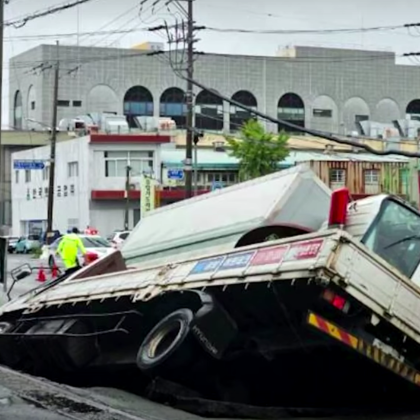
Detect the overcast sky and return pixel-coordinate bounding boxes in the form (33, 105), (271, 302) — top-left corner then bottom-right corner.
(4, 0), (420, 126)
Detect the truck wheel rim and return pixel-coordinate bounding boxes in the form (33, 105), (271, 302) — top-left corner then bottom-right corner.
(147, 319), (183, 359)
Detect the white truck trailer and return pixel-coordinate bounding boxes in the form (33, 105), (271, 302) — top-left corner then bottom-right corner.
(2, 165), (420, 414)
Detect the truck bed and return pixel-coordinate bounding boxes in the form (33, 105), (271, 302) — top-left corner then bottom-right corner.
(4, 229), (420, 351)
(5, 230), (420, 414)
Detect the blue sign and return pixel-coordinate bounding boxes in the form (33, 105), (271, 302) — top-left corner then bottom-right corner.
(168, 168), (184, 180)
(14, 160), (45, 170)
(211, 182), (223, 191)
(219, 252), (255, 270)
(190, 256), (224, 275)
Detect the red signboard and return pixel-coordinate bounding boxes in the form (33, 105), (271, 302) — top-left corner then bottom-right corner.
(250, 245), (288, 266)
(284, 239), (324, 261)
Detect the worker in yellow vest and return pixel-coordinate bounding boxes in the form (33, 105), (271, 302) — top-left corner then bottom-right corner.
(56, 227), (87, 275)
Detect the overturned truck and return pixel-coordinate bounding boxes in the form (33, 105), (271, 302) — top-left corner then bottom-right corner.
(3, 165), (420, 415)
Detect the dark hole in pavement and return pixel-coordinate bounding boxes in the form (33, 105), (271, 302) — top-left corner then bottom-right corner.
(22, 391), (102, 414)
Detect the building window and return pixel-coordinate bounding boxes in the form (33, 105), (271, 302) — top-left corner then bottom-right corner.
(104, 151), (154, 177)
(57, 100), (70, 107)
(31, 101), (35, 110)
(25, 170), (31, 183)
(199, 171), (238, 187)
(68, 218), (79, 230)
(15, 171), (19, 184)
(355, 115), (369, 123)
(400, 168), (410, 194)
(364, 169), (380, 194)
(68, 161), (79, 177)
(42, 165), (50, 181)
(73, 100), (82, 107)
(329, 168), (346, 190)
(313, 109), (332, 118)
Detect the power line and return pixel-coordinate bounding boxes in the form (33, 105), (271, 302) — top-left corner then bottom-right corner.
(3, 22), (420, 42)
(203, 22), (420, 35)
(178, 75), (420, 159)
(4, 0), (98, 29)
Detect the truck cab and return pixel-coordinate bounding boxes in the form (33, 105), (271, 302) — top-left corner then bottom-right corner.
(330, 189), (420, 284)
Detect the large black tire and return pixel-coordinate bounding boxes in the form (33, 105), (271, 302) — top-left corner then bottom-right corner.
(136, 308), (194, 373)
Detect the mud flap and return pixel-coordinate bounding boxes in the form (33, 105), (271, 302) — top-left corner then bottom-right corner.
(190, 291), (237, 359)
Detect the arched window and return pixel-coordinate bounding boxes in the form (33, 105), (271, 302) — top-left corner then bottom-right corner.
(277, 93), (305, 133)
(160, 87), (186, 128)
(123, 86), (153, 128)
(13, 90), (23, 129)
(230, 90), (257, 131)
(406, 100), (420, 121)
(195, 90), (223, 131)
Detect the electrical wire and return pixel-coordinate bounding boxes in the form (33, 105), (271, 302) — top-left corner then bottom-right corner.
(5, 22), (420, 42)
(179, 74), (420, 159)
(4, 0), (98, 29)
(203, 22), (420, 35)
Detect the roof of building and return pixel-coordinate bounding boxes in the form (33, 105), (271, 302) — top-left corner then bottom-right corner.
(161, 148), (410, 169)
(14, 43), (395, 63)
(0, 130), (69, 146)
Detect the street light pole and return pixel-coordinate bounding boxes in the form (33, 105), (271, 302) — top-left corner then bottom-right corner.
(124, 165), (131, 230)
(0, 0), (6, 233)
(46, 41), (59, 244)
(185, 0), (194, 199)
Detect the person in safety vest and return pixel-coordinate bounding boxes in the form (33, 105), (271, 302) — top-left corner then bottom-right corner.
(56, 227), (86, 274)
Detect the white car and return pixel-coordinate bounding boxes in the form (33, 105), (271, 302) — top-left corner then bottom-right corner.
(45, 235), (114, 269)
(107, 230), (131, 249)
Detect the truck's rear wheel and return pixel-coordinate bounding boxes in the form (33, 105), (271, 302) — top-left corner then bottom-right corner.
(136, 308), (194, 373)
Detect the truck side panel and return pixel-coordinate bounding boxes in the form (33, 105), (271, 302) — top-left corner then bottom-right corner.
(331, 235), (420, 345)
(5, 231), (339, 312)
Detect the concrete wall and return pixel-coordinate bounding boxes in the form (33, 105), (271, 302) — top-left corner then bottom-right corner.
(9, 44), (420, 136)
(11, 137), (90, 235)
(10, 135), (164, 236)
(89, 142), (162, 191)
(89, 200), (140, 236)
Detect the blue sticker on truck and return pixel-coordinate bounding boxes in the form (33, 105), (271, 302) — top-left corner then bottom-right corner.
(219, 252), (255, 270)
(190, 257), (224, 274)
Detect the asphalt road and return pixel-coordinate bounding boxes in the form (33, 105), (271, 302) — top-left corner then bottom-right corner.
(0, 253), (45, 306)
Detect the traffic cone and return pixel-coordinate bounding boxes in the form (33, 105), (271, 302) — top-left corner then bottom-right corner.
(37, 265), (46, 282)
(51, 263), (58, 279)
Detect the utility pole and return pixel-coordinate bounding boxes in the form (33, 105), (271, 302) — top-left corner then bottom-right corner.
(185, 0), (194, 199)
(124, 165), (131, 230)
(0, 0), (5, 234)
(46, 41), (59, 244)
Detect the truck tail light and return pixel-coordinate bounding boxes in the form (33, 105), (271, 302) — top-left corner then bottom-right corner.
(328, 188), (350, 228)
(84, 251), (99, 265)
(322, 289), (350, 313)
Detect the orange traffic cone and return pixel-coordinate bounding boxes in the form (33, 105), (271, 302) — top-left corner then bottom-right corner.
(37, 265), (46, 282)
(51, 263), (58, 279)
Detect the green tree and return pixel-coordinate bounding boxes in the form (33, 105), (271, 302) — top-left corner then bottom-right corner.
(226, 119), (290, 181)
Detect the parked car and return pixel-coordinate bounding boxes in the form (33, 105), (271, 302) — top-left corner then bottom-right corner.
(15, 235), (41, 254)
(45, 234), (114, 269)
(107, 230), (131, 249)
(7, 237), (20, 253)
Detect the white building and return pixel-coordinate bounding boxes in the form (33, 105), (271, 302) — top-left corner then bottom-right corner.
(11, 133), (170, 237)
